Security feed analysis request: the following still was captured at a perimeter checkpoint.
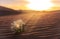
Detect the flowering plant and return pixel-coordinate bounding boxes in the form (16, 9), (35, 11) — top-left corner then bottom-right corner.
(11, 20), (25, 33)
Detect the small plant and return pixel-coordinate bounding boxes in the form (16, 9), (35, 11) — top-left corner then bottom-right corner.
(11, 19), (25, 34)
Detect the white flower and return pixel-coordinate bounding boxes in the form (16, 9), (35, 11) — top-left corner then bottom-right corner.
(11, 19), (25, 32)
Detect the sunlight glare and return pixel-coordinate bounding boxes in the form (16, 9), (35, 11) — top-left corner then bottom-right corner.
(26, 0), (54, 11)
